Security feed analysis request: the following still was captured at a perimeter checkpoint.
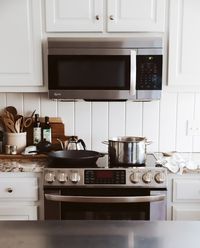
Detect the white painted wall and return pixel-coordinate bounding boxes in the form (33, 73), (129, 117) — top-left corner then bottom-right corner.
(0, 90), (199, 153)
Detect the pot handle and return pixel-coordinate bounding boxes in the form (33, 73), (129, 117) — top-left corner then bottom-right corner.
(146, 141), (153, 145)
(102, 141), (109, 145)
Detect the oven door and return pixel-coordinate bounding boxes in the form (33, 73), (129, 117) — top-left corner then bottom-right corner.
(48, 49), (137, 100)
(44, 188), (166, 220)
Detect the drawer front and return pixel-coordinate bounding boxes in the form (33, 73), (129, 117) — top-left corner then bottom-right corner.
(173, 178), (200, 202)
(0, 178), (38, 201)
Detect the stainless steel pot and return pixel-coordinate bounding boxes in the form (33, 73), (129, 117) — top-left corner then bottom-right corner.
(103, 136), (151, 167)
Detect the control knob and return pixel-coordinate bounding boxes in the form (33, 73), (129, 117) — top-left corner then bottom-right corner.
(57, 172), (67, 184)
(45, 172), (55, 184)
(69, 171), (80, 184)
(154, 172), (165, 184)
(142, 172), (152, 184)
(130, 172), (140, 184)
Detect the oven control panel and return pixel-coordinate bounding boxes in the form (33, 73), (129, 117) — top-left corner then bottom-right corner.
(85, 170), (126, 184)
(43, 167), (167, 188)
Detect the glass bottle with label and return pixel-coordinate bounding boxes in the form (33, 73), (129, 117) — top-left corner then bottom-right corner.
(43, 116), (52, 143)
(33, 114), (41, 145)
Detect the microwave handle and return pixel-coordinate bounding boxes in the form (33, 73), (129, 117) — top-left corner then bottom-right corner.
(45, 194), (165, 203)
(130, 50), (137, 96)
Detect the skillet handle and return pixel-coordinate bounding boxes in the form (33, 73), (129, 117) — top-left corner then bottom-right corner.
(102, 141), (109, 145)
(98, 153), (106, 157)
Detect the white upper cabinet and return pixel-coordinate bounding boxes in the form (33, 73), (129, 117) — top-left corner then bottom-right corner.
(45, 0), (104, 32)
(168, 0), (200, 86)
(45, 0), (166, 33)
(0, 0), (43, 92)
(107, 0), (166, 32)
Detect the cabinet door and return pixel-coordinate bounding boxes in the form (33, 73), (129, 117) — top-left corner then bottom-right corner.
(0, 0), (43, 90)
(45, 0), (103, 32)
(0, 206), (37, 220)
(107, 0), (166, 32)
(173, 205), (200, 221)
(173, 179), (200, 202)
(168, 0), (200, 86)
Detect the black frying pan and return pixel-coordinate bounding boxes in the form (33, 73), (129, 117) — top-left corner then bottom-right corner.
(48, 150), (105, 168)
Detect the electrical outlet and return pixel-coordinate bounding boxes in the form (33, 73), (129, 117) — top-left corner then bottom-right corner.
(187, 120), (200, 136)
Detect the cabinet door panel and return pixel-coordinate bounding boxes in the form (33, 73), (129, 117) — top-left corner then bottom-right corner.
(107, 0), (166, 32)
(173, 205), (200, 220)
(45, 0), (103, 32)
(0, 206), (37, 220)
(168, 0), (200, 86)
(173, 179), (200, 202)
(0, 0), (42, 87)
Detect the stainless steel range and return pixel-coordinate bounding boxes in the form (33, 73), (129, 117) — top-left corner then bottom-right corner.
(43, 155), (167, 220)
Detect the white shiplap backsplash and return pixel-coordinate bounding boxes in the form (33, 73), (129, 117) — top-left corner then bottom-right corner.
(0, 91), (200, 154)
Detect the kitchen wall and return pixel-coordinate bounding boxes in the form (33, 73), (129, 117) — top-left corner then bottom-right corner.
(0, 91), (199, 154)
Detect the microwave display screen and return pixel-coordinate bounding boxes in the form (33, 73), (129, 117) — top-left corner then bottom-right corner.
(48, 55), (130, 90)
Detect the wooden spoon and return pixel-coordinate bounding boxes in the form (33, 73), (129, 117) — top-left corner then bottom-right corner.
(15, 115), (24, 132)
(3, 117), (16, 133)
(15, 116), (23, 133)
(4, 110), (14, 122)
(5, 106), (17, 117)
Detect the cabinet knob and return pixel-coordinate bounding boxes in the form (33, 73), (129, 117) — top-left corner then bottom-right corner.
(95, 15), (100, 20)
(109, 15), (114, 20)
(7, 188), (13, 193)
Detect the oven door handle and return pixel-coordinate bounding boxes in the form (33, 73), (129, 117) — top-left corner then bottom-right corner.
(45, 194), (165, 203)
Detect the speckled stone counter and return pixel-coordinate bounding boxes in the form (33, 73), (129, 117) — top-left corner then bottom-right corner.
(0, 154), (48, 172)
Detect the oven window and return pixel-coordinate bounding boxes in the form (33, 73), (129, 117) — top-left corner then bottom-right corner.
(48, 55), (130, 90)
(61, 202), (149, 220)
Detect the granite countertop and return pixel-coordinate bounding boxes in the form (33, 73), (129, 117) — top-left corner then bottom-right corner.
(0, 220), (200, 248)
(0, 154), (47, 172)
(1, 152), (200, 174)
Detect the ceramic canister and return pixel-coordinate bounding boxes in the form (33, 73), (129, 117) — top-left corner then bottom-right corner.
(6, 132), (27, 154)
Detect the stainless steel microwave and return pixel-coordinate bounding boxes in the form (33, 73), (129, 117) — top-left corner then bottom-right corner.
(47, 37), (163, 101)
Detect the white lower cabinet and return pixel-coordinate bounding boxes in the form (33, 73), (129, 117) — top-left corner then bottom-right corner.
(172, 205), (200, 221)
(0, 173), (39, 221)
(167, 174), (200, 221)
(0, 206), (37, 221)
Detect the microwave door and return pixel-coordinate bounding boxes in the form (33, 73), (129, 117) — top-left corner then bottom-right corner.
(130, 50), (137, 96)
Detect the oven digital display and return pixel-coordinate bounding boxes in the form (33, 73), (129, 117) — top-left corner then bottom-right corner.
(84, 170), (126, 184)
(95, 171), (113, 179)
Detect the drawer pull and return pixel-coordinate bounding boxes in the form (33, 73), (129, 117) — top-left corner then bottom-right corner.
(7, 188), (13, 193)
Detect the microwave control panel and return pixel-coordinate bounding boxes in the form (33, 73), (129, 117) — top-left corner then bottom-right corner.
(136, 55), (162, 90)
